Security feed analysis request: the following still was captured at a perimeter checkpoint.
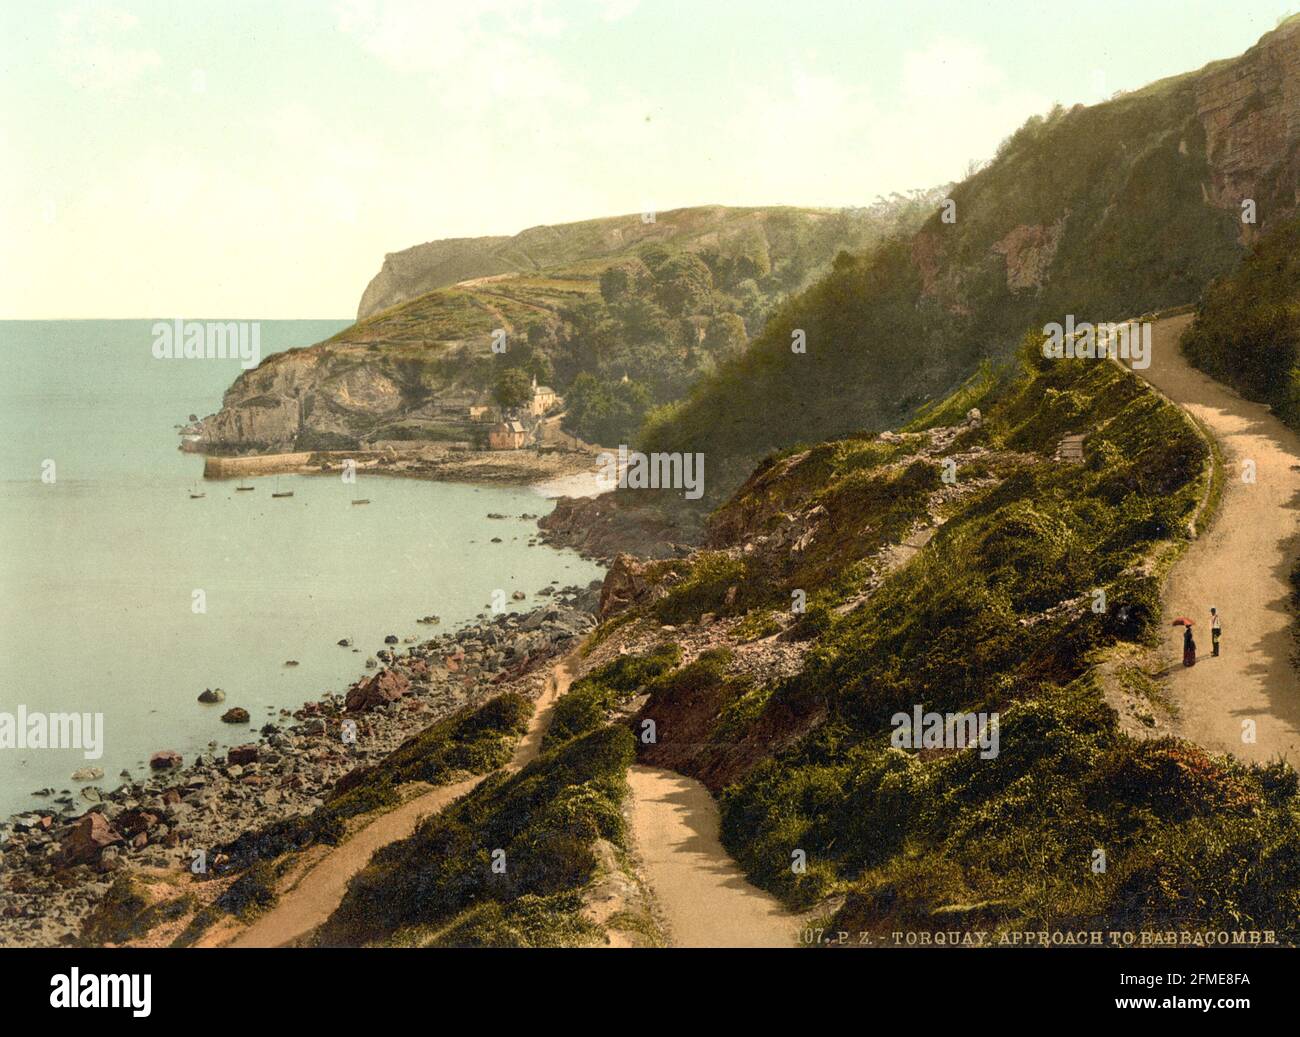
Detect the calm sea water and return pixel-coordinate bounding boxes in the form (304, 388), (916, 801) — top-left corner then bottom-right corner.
(0, 321), (603, 817)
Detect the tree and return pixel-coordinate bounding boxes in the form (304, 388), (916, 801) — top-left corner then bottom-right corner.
(652, 253), (714, 317)
(599, 258), (651, 304)
(493, 367), (532, 411)
(562, 373), (652, 445)
(702, 313), (748, 359)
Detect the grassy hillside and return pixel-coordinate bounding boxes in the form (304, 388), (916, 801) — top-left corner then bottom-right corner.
(205, 199), (943, 452)
(642, 70), (1255, 501)
(301, 332), (1300, 946)
(1181, 214), (1300, 427)
(610, 337), (1296, 940)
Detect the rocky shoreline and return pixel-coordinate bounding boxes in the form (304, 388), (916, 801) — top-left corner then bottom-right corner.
(538, 492), (706, 562)
(0, 585), (602, 948)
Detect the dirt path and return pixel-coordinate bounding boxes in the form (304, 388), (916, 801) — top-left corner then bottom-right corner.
(625, 765), (799, 948)
(229, 654), (576, 948)
(1129, 314), (1300, 765)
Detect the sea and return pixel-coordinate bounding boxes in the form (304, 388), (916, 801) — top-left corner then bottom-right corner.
(0, 320), (604, 818)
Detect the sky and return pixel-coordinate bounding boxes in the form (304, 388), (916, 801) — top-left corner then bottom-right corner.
(0, 0), (1292, 318)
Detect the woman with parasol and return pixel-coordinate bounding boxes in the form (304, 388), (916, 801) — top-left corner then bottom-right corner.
(1173, 617), (1196, 667)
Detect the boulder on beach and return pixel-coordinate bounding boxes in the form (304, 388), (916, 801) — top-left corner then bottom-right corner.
(221, 707), (251, 724)
(61, 812), (123, 865)
(149, 750), (183, 771)
(344, 669), (411, 712)
(227, 744), (259, 766)
(197, 688), (225, 704)
(384, 634), (399, 644)
(115, 807), (160, 837)
(337, 638), (353, 647)
(70, 767), (104, 782)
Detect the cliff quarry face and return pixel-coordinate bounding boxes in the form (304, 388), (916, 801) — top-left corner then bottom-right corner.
(1195, 17), (1300, 240)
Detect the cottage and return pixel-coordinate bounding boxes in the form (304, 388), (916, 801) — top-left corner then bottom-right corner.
(528, 376), (560, 416)
(488, 420), (528, 450)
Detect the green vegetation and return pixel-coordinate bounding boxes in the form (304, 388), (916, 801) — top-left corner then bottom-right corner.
(215, 693), (533, 871)
(317, 724), (636, 947)
(169, 859), (292, 946)
(79, 876), (194, 946)
(1181, 215), (1300, 428)
(694, 342), (1300, 939)
(645, 78), (1245, 501)
(543, 641), (682, 750)
(224, 202), (947, 452)
(492, 367), (533, 411)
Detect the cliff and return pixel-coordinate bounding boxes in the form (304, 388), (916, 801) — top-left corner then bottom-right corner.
(194, 201), (942, 454)
(644, 16), (1300, 501)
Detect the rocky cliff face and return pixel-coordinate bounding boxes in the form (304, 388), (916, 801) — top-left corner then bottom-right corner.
(197, 347), (408, 452)
(1195, 16), (1300, 239)
(643, 17), (1300, 502)
(357, 236), (512, 319)
(198, 203), (927, 454)
(356, 206), (832, 319)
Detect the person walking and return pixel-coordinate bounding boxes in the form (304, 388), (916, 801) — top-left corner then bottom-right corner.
(1183, 624), (1197, 667)
(1210, 607), (1221, 657)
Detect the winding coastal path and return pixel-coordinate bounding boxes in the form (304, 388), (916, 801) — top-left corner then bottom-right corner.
(228, 653), (576, 948)
(625, 765), (799, 947)
(1130, 314), (1300, 765)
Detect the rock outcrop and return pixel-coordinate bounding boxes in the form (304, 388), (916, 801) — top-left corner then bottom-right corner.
(344, 670), (411, 713)
(1195, 16), (1300, 238)
(61, 813), (123, 865)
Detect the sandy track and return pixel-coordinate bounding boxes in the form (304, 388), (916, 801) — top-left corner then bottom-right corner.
(626, 765), (799, 948)
(229, 654), (575, 948)
(1130, 314), (1300, 764)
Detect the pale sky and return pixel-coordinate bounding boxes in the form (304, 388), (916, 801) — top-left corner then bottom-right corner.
(0, 0), (1291, 318)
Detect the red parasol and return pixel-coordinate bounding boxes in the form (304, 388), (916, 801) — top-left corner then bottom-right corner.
(1171, 617), (1195, 627)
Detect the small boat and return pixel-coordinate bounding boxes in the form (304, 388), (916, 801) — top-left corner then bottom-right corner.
(235, 481), (255, 492)
(189, 485), (205, 499)
(271, 478), (294, 499)
(351, 498), (371, 506)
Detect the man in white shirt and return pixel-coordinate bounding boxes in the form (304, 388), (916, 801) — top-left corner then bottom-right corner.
(1210, 607), (1221, 657)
